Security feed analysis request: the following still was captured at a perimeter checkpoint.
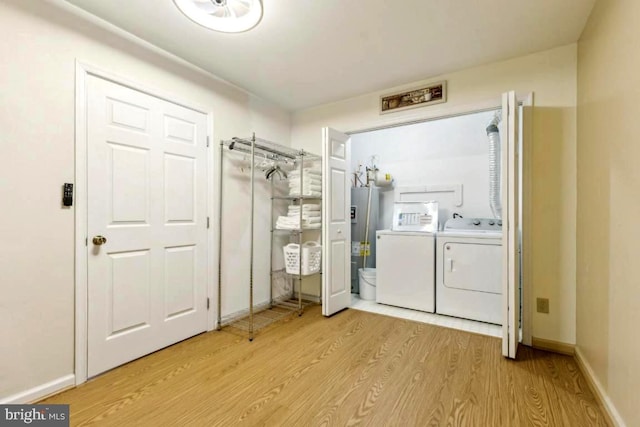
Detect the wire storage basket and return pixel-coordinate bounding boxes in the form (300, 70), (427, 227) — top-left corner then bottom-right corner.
(283, 242), (321, 275)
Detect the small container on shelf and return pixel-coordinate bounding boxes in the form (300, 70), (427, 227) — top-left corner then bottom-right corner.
(283, 241), (322, 275)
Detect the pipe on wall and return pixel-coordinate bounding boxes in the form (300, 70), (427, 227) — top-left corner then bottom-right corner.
(487, 114), (502, 219)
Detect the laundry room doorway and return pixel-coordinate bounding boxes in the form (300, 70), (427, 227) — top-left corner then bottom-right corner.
(320, 91), (532, 360)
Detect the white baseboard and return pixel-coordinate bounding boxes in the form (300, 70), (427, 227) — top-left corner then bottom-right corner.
(531, 336), (575, 356)
(0, 374), (75, 404)
(574, 347), (626, 427)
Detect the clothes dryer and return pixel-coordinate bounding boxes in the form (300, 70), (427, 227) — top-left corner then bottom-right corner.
(436, 218), (502, 324)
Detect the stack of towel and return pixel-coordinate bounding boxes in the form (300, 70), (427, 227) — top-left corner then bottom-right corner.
(289, 167), (322, 197)
(275, 204), (321, 230)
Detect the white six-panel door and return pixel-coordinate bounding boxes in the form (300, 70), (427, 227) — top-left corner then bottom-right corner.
(322, 128), (351, 316)
(502, 90), (521, 359)
(86, 76), (208, 376)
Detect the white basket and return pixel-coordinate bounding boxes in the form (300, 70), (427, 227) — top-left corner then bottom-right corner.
(283, 241), (322, 275)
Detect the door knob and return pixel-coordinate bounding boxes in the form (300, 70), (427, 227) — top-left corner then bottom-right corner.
(92, 235), (107, 245)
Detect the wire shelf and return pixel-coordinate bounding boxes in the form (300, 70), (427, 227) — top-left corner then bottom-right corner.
(223, 299), (315, 333)
(218, 133), (322, 341)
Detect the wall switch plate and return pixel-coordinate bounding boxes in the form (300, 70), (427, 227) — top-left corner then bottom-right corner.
(537, 297), (550, 314)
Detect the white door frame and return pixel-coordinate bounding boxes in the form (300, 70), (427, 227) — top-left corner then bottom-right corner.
(339, 94), (533, 346)
(74, 61), (217, 385)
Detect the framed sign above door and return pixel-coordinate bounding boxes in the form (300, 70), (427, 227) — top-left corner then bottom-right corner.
(380, 80), (447, 114)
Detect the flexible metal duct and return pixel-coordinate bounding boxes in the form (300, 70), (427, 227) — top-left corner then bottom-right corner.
(487, 114), (502, 219)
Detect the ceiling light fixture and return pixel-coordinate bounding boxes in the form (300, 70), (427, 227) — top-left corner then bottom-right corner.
(173, 0), (263, 33)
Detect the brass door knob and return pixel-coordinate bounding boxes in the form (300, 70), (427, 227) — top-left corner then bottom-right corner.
(92, 235), (107, 245)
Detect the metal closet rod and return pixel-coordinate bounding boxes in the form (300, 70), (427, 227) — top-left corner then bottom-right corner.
(222, 136), (298, 160)
(223, 144), (281, 161)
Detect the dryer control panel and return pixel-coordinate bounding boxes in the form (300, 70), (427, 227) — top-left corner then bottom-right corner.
(444, 217), (502, 232)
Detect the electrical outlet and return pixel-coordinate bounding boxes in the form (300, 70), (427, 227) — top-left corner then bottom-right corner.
(537, 298), (550, 314)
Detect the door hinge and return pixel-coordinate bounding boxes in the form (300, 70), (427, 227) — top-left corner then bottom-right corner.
(85, 237), (88, 246)
(207, 136), (210, 147)
(207, 298), (210, 310)
(207, 217), (210, 228)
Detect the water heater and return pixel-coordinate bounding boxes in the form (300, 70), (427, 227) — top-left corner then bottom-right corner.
(350, 187), (379, 293)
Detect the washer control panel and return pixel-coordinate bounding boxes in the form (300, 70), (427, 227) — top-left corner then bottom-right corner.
(444, 217), (502, 232)
(391, 201), (439, 232)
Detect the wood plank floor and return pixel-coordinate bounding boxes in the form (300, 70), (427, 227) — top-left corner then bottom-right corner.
(42, 306), (609, 426)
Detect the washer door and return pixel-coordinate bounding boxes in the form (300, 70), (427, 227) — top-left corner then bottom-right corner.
(443, 242), (502, 294)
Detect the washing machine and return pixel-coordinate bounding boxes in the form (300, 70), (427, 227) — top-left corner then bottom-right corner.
(375, 201), (438, 313)
(436, 218), (502, 324)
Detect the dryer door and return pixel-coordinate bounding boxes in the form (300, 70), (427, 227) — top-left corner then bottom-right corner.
(443, 242), (502, 294)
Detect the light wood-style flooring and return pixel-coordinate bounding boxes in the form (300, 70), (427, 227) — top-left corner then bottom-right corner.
(42, 306), (609, 426)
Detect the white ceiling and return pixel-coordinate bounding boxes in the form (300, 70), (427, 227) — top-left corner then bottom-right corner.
(62, 0), (595, 111)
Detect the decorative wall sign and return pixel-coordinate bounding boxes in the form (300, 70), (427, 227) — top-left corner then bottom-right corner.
(380, 81), (447, 114)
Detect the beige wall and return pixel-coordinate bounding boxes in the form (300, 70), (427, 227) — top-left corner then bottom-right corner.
(292, 44), (578, 345)
(0, 0), (290, 399)
(577, 0), (640, 425)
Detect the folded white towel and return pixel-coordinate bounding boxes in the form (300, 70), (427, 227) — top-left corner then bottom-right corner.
(289, 179), (322, 186)
(287, 212), (321, 219)
(276, 224), (297, 230)
(276, 217), (298, 225)
(289, 190), (322, 197)
(289, 179), (322, 187)
(289, 175), (321, 182)
(288, 204), (321, 211)
(290, 177), (321, 182)
(275, 215), (321, 230)
(289, 171), (321, 177)
(288, 208), (320, 215)
(275, 223), (298, 230)
(290, 178), (321, 184)
(288, 205), (320, 211)
(290, 184), (322, 192)
(289, 184), (322, 190)
(290, 168), (321, 176)
(276, 221), (299, 230)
